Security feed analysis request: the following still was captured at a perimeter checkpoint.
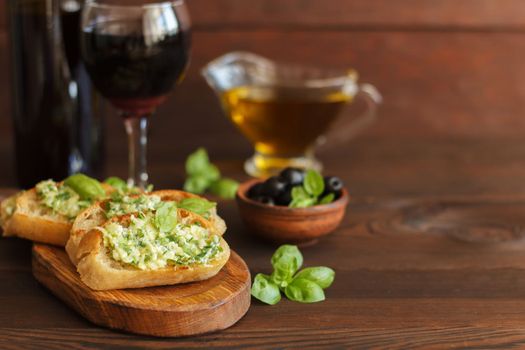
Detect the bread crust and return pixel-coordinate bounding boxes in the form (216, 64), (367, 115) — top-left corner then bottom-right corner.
(1, 192), (21, 232)
(71, 205), (230, 290)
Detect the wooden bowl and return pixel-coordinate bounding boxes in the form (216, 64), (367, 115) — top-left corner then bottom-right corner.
(236, 179), (349, 244)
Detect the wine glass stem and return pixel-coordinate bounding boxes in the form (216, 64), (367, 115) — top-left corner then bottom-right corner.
(124, 116), (149, 189)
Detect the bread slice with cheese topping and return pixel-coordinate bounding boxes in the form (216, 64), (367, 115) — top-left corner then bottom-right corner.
(67, 196), (230, 290)
(67, 189), (226, 265)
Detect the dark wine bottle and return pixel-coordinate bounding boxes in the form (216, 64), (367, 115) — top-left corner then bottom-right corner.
(7, 0), (104, 188)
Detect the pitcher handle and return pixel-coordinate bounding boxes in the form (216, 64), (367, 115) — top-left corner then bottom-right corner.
(321, 83), (382, 148)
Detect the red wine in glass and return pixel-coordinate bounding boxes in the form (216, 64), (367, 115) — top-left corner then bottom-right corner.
(81, 1), (191, 188)
(82, 27), (190, 114)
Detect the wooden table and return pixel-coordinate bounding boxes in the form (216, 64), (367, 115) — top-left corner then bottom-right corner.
(4, 0), (525, 347)
(3, 138), (525, 349)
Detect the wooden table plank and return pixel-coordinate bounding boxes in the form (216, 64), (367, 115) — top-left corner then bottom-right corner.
(6, 0), (525, 33)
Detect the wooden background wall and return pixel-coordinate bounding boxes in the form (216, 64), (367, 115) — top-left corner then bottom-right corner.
(1, 1), (525, 186)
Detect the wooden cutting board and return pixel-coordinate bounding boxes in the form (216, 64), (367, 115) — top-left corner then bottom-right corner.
(32, 244), (251, 337)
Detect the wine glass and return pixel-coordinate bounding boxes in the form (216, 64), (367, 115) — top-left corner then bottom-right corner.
(80, 0), (191, 188)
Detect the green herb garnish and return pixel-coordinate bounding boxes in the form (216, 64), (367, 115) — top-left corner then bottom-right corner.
(183, 148), (239, 199)
(178, 197), (216, 217)
(154, 201), (178, 233)
(104, 176), (127, 192)
(251, 244), (335, 305)
(64, 173), (106, 201)
(284, 278), (325, 303)
(183, 176), (210, 195)
(104, 176), (149, 197)
(303, 169), (324, 198)
(319, 193), (335, 205)
(251, 274), (281, 305)
(209, 178), (239, 199)
(289, 169), (334, 208)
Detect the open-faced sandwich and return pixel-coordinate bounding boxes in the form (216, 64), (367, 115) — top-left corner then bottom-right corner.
(0, 174), (122, 246)
(66, 190), (229, 290)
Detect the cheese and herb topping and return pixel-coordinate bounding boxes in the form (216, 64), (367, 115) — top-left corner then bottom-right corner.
(98, 202), (222, 270)
(106, 194), (162, 218)
(36, 180), (91, 220)
(35, 174), (110, 220)
(105, 194), (216, 219)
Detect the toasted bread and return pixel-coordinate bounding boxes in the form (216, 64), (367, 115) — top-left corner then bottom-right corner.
(2, 189), (71, 246)
(66, 190), (227, 265)
(69, 207), (230, 290)
(0, 192), (21, 231)
(2, 182), (114, 247)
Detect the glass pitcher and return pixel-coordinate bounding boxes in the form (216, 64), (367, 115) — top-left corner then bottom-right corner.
(202, 52), (382, 178)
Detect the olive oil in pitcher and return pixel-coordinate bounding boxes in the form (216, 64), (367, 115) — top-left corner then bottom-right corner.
(202, 52), (381, 177)
(222, 85), (351, 169)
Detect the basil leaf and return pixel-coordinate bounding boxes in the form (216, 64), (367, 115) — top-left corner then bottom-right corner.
(178, 197), (216, 216)
(271, 245), (303, 274)
(303, 170), (324, 197)
(209, 178), (239, 199)
(289, 186), (316, 208)
(104, 176), (127, 192)
(64, 173), (106, 201)
(293, 267), (335, 289)
(185, 148), (210, 176)
(183, 176), (210, 194)
(289, 197), (316, 208)
(291, 186), (309, 201)
(251, 273), (281, 305)
(272, 245), (303, 268)
(155, 201), (178, 233)
(270, 265), (296, 289)
(285, 278), (325, 303)
(202, 164), (221, 182)
(319, 193), (335, 205)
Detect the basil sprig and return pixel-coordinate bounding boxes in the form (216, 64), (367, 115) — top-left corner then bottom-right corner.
(183, 148), (239, 199)
(64, 173), (106, 201)
(289, 170), (334, 208)
(209, 178), (239, 199)
(251, 245), (335, 304)
(104, 176), (127, 192)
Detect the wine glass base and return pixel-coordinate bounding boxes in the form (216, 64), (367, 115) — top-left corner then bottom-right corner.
(244, 152), (322, 178)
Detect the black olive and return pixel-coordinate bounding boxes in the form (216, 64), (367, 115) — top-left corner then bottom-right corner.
(261, 176), (287, 198)
(275, 186), (292, 206)
(279, 167), (305, 186)
(254, 196), (275, 206)
(247, 182), (264, 198)
(324, 176), (344, 193)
